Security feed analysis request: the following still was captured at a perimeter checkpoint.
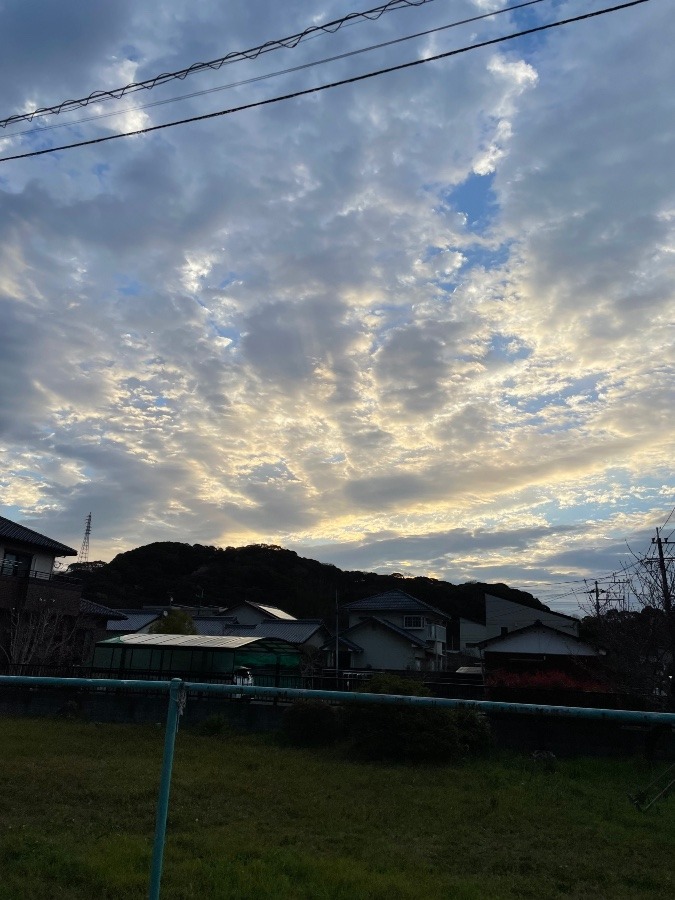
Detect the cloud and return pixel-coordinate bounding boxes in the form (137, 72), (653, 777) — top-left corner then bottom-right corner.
(0, 1), (672, 603)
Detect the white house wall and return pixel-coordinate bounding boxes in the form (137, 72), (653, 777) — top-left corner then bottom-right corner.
(459, 619), (487, 657)
(347, 623), (422, 670)
(0, 543), (56, 576)
(304, 631), (328, 650)
(31, 550), (56, 575)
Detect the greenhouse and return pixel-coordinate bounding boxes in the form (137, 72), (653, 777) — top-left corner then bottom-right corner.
(91, 633), (301, 684)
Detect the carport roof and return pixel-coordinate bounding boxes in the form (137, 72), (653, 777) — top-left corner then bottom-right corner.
(98, 633), (297, 653)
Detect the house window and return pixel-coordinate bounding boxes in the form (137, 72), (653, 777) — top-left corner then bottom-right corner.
(1, 550), (33, 577)
(404, 616), (423, 629)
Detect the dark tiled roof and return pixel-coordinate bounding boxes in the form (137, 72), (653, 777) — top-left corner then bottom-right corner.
(106, 611), (161, 632)
(0, 515), (77, 556)
(252, 620), (326, 643)
(342, 590), (446, 619)
(193, 618), (250, 636)
(80, 598), (126, 620)
(190, 616), (238, 635)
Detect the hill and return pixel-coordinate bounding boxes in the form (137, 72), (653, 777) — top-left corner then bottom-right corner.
(69, 541), (550, 623)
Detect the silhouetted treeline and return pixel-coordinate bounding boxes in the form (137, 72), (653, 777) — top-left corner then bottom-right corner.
(70, 541), (547, 623)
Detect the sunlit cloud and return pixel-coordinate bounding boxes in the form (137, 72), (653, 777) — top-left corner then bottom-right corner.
(0, 1), (672, 616)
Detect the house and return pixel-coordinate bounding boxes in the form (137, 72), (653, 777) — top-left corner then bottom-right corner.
(334, 590), (448, 672)
(105, 608), (238, 635)
(477, 620), (606, 678)
(0, 515), (83, 665)
(103, 603), (329, 663)
(0, 515), (78, 582)
(105, 609), (163, 635)
(194, 617), (329, 648)
(457, 593), (579, 658)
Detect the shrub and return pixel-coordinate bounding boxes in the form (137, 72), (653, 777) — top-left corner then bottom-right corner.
(193, 714), (230, 736)
(282, 699), (341, 746)
(345, 676), (491, 763)
(149, 607), (198, 634)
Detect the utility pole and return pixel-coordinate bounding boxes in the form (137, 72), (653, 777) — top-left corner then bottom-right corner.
(652, 527), (674, 615)
(585, 577), (628, 617)
(593, 581), (602, 617)
(650, 526), (675, 710)
(335, 588), (339, 687)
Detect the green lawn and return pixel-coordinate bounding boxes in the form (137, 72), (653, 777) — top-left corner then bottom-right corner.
(0, 717), (673, 899)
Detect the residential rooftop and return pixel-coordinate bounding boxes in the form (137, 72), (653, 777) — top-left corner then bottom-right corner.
(342, 590), (447, 619)
(0, 515), (77, 557)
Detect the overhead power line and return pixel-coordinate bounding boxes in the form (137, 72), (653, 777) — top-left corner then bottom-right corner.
(10, 0), (552, 141)
(0, 0), (651, 165)
(0, 0), (439, 129)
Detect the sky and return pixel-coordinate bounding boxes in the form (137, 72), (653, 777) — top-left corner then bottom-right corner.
(0, 0), (673, 615)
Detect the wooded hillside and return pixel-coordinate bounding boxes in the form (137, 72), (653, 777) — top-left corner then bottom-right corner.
(69, 542), (550, 623)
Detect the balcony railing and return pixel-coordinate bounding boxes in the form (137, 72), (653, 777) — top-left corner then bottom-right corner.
(0, 563), (80, 585)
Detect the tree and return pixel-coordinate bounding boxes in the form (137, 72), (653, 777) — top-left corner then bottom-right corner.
(579, 527), (675, 708)
(149, 608), (198, 635)
(0, 597), (81, 666)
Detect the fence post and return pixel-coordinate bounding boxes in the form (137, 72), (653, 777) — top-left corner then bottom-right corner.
(149, 678), (185, 900)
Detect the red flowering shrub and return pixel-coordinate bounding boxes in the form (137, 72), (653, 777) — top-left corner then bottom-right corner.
(485, 669), (611, 692)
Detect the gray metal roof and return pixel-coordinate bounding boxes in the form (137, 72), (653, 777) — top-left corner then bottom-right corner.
(118, 633), (262, 649)
(0, 515), (77, 556)
(342, 590), (447, 619)
(193, 618), (250, 636)
(99, 633), (297, 652)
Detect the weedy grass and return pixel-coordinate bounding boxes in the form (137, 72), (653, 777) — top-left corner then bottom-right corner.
(0, 717), (673, 899)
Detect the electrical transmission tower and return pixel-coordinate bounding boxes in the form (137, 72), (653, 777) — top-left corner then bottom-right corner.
(78, 513), (92, 565)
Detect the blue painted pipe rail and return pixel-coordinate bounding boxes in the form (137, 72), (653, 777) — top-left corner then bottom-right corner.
(3, 674), (673, 726)
(181, 681), (675, 726)
(1, 674), (673, 898)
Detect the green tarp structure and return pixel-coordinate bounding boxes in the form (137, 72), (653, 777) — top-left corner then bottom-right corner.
(92, 633), (300, 679)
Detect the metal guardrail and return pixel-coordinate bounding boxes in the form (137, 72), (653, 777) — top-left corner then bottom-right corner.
(1, 674), (674, 899)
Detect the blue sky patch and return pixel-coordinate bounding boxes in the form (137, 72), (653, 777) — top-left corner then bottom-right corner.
(448, 172), (498, 235)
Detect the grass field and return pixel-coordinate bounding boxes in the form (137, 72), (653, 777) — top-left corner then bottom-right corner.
(0, 716), (673, 899)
